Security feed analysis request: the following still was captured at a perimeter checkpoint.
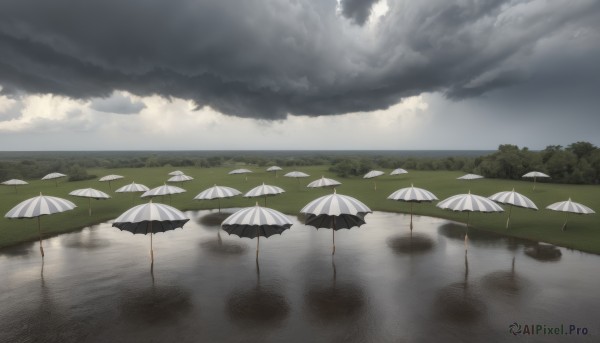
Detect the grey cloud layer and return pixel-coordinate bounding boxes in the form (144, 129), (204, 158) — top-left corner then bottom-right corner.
(0, 0), (599, 119)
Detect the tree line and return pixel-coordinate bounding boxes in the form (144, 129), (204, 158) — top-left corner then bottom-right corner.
(1, 142), (599, 184)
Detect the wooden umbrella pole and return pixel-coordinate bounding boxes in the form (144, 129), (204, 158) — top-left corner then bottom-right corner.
(38, 216), (44, 258)
(533, 177), (536, 191)
(88, 198), (92, 216)
(562, 212), (569, 231)
(506, 205), (513, 229)
(218, 199), (221, 213)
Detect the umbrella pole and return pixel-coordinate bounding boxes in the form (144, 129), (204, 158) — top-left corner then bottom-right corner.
(264, 196), (267, 206)
(37, 216), (44, 258)
(332, 220), (336, 255)
(506, 205), (513, 229)
(533, 177), (536, 191)
(465, 213), (470, 252)
(14, 185), (17, 193)
(562, 212), (569, 231)
(218, 198), (221, 213)
(150, 221), (154, 263)
(88, 198), (92, 216)
(256, 228), (260, 260)
(410, 203), (413, 231)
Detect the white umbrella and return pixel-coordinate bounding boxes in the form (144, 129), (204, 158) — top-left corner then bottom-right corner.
(115, 182), (150, 202)
(69, 188), (111, 216)
(98, 174), (124, 190)
(307, 176), (341, 189)
(457, 173), (484, 180)
(390, 168), (408, 176)
(222, 203), (292, 259)
(488, 189), (538, 229)
(244, 183), (285, 206)
(522, 171), (550, 190)
(1, 179), (28, 193)
(387, 184), (438, 230)
(168, 170), (184, 176)
(141, 184), (186, 205)
(266, 166), (283, 177)
(437, 191), (504, 250)
(112, 200), (190, 263)
(284, 171), (310, 188)
(115, 181), (150, 193)
(284, 171), (310, 178)
(167, 174), (194, 183)
(301, 189), (371, 254)
(363, 170), (384, 190)
(42, 172), (66, 187)
(194, 185), (242, 212)
(5, 193), (76, 257)
(229, 168), (253, 182)
(546, 198), (595, 231)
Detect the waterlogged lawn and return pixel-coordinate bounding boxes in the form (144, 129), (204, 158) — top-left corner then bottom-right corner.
(1, 166), (599, 253)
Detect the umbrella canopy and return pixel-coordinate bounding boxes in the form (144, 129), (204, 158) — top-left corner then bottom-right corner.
(363, 170), (384, 179)
(284, 171), (310, 178)
(1, 179), (28, 193)
(387, 184), (438, 230)
(229, 168), (252, 181)
(390, 168), (408, 176)
(546, 198), (595, 231)
(300, 189), (371, 254)
(522, 171), (550, 190)
(244, 183), (285, 206)
(488, 189), (538, 229)
(168, 170), (184, 176)
(99, 174), (124, 190)
(141, 184), (186, 205)
(115, 182), (150, 193)
(523, 171), (550, 178)
(307, 176), (341, 189)
(437, 192), (504, 213)
(112, 201), (190, 263)
(229, 169), (252, 174)
(437, 191), (504, 250)
(457, 174), (484, 180)
(363, 170), (384, 190)
(221, 203), (292, 259)
(194, 185), (242, 212)
(167, 174), (194, 183)
(42, 172), (66, 186)
(266, 166), (283, 177)
(5, 194), (76, 257)
(69, 188), (111, 216)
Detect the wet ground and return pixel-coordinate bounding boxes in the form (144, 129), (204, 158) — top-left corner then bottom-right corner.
(1, 210), (598, 342)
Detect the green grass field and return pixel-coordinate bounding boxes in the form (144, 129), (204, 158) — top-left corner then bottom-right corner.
(1, 165), (599, 253)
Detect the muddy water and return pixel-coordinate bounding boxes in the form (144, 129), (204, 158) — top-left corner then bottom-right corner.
(0, 210), (598, 342)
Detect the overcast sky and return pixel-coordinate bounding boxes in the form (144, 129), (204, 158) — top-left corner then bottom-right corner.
(1, 0), (599, 151)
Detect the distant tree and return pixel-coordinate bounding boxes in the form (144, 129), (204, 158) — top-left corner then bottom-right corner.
(567, 141), (597, 160)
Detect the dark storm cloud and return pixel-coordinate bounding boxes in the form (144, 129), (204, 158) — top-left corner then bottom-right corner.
(0, 0), (599, 119)
(340, 0), (379, 25)
(90, 93), (146, 114)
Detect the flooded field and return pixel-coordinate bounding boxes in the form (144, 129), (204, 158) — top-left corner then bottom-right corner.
(1, 210), (598, 342)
